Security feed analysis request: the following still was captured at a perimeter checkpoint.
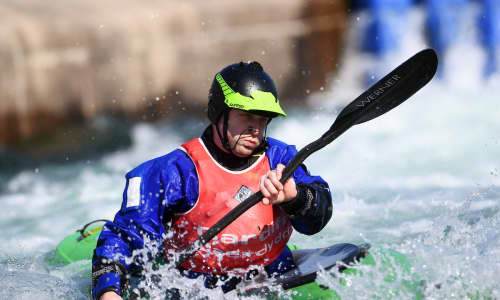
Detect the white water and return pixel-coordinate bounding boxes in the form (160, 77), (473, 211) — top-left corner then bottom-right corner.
(1, 4), (500, 300)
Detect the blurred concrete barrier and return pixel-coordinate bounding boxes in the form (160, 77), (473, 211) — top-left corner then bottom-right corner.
(0, 0), (347, 146)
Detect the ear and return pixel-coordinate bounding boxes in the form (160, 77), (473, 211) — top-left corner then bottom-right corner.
(211, 123), (220, 139)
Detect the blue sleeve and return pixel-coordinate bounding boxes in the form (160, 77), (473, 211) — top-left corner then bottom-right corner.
(92, 149), (198, 299)
(266, 138), (333, 235)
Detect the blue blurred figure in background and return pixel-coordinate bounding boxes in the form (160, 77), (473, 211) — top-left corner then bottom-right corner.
(357, 0), (414, 85)
(478, 0), (500, 77)
(424, 0), (467, 77)
(352, 0), (500, 81)
(361, 0), (413, 56)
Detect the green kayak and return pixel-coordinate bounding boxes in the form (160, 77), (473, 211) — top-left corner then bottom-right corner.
(51, 221), (424, 299)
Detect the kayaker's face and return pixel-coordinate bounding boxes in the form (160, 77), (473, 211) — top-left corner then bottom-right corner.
(217, 109), (269, 157)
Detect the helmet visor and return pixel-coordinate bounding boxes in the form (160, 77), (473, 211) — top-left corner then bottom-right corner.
(216, 73), (287, 118)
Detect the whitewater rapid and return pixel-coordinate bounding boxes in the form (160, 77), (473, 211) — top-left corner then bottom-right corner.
(1, 3), (500, 299)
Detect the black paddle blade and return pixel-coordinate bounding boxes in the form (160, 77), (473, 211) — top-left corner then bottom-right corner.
(333, 48), (438, 128)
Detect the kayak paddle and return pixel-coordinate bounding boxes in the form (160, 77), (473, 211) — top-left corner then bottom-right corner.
(176, 48), (438, 268)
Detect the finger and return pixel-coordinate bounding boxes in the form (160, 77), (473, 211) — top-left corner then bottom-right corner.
(261, 188), (271, 199)
(260, 175), (271, 198)
(276, 164), (285, 180)
(262, 197), (271, 205)
(264, 178), (280, 197)
(267, 171), (283, 191)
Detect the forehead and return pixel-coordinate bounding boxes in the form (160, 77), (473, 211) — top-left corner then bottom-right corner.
(231, 109), (269, 121)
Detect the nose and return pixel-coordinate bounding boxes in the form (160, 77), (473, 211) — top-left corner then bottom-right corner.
(247, 126), (262, 135)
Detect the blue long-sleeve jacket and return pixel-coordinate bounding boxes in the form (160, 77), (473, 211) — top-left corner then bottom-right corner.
(91, 137), (332, 299)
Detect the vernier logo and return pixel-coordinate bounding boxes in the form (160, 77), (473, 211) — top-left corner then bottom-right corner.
(357, 74), (401, 107)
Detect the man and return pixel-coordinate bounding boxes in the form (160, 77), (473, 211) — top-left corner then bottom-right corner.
(93, 61), (333, 300)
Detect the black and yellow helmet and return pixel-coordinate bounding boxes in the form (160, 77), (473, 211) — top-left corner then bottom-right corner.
(207, 61), (287, 124)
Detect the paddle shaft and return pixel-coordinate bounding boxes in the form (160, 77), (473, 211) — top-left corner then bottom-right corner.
(176, 49), (438, 268)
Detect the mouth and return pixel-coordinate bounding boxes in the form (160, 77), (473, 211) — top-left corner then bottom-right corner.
(242, 139), (258, 148)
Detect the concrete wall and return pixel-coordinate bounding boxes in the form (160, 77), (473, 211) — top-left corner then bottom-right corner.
(0, 0), (347, 145)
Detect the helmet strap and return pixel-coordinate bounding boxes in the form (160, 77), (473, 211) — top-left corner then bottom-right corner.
(262, 126), (268, 144)
(222, 111), (232, 151)
(214, 110), (232, 153)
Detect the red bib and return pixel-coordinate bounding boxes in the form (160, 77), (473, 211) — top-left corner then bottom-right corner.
(164, 138), (293, 274)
